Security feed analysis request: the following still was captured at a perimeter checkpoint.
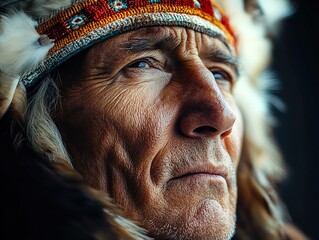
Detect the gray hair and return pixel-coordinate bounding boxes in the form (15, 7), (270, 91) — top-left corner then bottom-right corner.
(25, 73), (72, 166)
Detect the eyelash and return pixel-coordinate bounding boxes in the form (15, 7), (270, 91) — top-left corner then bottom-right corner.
(126, 58), (156, 69)
(211, 69), (232, 82)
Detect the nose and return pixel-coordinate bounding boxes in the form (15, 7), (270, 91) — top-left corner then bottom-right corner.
(177, 64), (236, 139)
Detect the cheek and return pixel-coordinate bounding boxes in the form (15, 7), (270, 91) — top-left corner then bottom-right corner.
(224, 103), (244, 168)
(55, 87), (124, 190)
(56, 79), (173, 188)
(100, 80), (174, 147)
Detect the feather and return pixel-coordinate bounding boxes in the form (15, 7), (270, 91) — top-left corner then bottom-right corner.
(0, 12), (53, 75)
(0, 11), (53, 118)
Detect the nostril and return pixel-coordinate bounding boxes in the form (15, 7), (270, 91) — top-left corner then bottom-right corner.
(193, 126), (217, 136)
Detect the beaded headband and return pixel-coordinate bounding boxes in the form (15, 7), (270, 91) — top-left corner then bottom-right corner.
(20, 0), (237, 87)
(0, 0), (236, 87)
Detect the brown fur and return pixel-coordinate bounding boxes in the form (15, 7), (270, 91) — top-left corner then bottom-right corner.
(52, 161), (151, 240)
(221, 0), (306, 239)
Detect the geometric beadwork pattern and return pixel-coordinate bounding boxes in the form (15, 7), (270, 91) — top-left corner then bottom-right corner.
(22, 0), (237, 87)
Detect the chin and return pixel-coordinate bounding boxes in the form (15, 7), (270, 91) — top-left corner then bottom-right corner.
(147, 200), (236, 240)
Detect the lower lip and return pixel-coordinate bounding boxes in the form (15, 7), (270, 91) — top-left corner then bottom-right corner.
(166, 173), (227, 194)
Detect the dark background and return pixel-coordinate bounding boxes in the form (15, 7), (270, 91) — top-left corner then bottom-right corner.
(271, 0), (319, 239)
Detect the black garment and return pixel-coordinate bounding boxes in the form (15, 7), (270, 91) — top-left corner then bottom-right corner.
(0, 115), (115, 240)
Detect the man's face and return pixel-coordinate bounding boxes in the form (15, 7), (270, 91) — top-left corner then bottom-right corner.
(56, 26), (243, 240)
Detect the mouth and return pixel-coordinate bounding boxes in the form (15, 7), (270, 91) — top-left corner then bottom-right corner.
(172, 172), (224, 180)
(170, 164), (228, 182)
(164, 163), (231, 198)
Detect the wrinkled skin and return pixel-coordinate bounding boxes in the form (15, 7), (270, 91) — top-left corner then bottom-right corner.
(55, 26), (243, 240)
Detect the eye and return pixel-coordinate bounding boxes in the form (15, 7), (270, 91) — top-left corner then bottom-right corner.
(212, 70), (231, 82)
(121, 57), (166, 80)
(127, 60), (151, 69)
(211, 69), (235, 91)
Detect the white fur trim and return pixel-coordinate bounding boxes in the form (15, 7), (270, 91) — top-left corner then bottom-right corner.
(258, 0), (294, 34)
(0, 11), (54, 118)
(0, 11), (53, 76)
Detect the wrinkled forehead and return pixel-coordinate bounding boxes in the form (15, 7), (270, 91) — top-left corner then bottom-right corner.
(62, 26), (231, 64)
(119, 27), (234, 53)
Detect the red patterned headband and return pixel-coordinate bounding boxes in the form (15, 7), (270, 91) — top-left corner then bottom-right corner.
(21, 0), (237, 87)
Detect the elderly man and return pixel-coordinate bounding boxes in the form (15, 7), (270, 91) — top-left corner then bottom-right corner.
(0, 0), (307, 239)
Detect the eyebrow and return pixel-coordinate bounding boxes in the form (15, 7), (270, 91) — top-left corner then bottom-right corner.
(119, 35), (180, 52)
(119, 33), (239, 77)
(119, 30), (226, 51)
(207, 49), (240, 77)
